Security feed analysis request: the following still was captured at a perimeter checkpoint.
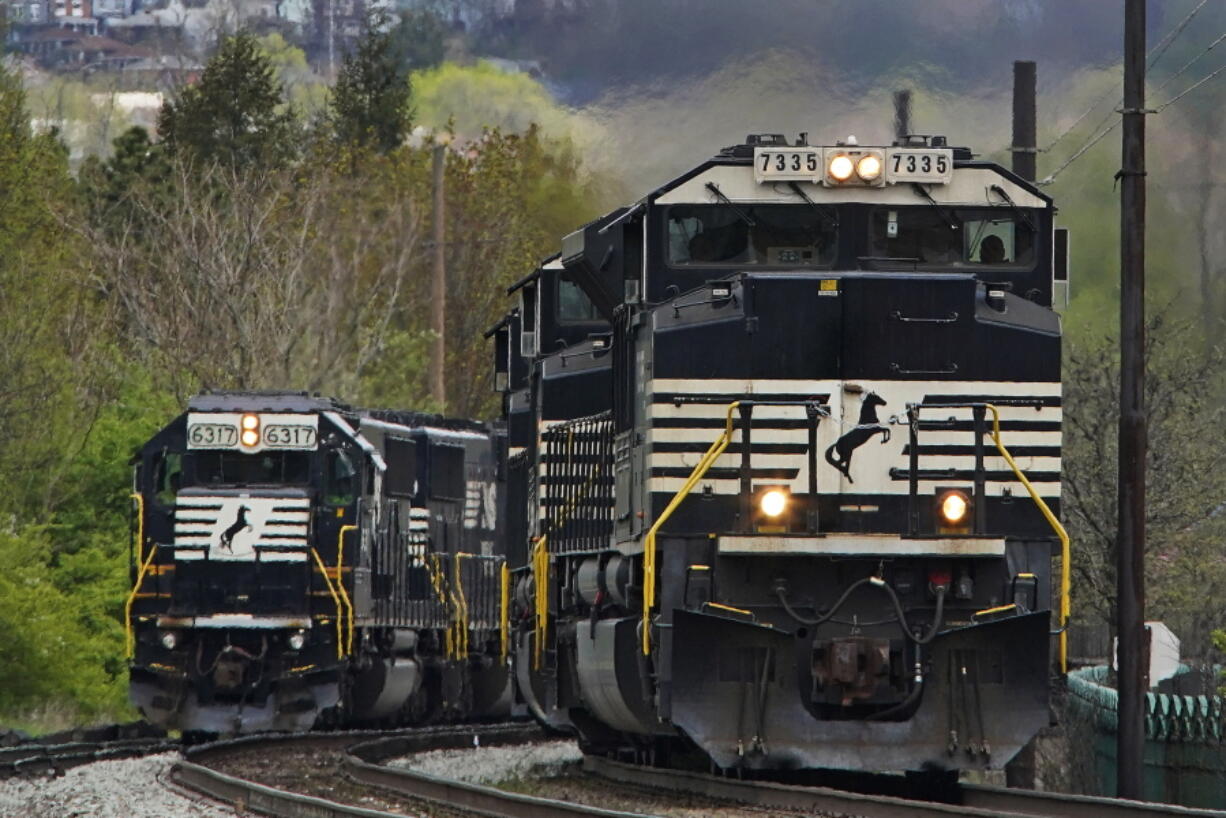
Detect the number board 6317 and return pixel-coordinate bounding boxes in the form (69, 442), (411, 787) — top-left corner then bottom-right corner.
(263, 425), (317, 448)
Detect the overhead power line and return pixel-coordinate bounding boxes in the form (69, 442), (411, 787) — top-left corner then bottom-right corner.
(1040, 0), (1209, 156)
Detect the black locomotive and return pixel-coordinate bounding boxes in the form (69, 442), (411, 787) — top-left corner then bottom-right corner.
(126, 391), (509, 734)
(492, 133), (1068, 772)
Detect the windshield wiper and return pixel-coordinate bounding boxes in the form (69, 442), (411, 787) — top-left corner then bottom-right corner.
(910, 183), (958, 232)
(705, 182), (756, 227)
(786, 181), (839, 229)
(988, 184), (1036, 233)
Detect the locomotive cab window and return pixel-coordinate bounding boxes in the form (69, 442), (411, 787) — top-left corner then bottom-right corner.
(193, 450), (310, 487)
(667, 205), (836, 267)
(323, 449), (356, 506)
(868, 207), (1036, 269)
(152, 451), (182, 507)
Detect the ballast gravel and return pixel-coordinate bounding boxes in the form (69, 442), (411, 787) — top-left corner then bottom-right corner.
(391, 738), (584, 784)
(0, 752), (234, 818)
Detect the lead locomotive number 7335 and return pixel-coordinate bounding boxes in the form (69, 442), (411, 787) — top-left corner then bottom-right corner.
(492, 132), (1068, 773)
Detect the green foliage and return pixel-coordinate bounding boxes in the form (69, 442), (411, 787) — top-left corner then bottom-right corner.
(329, 10), (413, 152)
(77, 126), (172, 238)
(410, 61), (589, 142)
(0, 528), (121, 719)
(158, 32), (297, 168)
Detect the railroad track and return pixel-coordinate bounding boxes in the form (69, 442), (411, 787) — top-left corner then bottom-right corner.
(171, 723), (1226, 818)
(0, 721), (175, 779)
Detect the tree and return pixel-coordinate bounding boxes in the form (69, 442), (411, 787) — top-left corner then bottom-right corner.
(158, 32), (297, 168)
(329, 11), (413, 152)
(391, 7), (448, 71)
(1062, 315), (1226, 653)
(82, 156), (423, 399)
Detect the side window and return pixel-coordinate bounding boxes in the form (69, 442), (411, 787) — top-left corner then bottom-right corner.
(385, 438), (417, 498)
(153, 452), (182, 508)
(557, 278), (602, 322)
(324, 449), (357, 507)
(429, 444), (465, 500)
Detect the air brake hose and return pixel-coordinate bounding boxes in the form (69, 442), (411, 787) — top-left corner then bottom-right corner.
(775, 578), (947, 645)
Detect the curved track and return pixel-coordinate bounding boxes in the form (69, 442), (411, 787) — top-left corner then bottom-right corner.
(0, 721), (175, 780)
(169, 723), (1226, 818)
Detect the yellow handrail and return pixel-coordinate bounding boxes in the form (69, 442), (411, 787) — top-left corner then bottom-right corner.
(531, 422), (613, 669)
(131, 492), (145, 567)
(310, 547), (347, 659)
(452, 552), (472, 659)
(427, 553), (454, 659)
(532, 536), (548, 668)
(499, 561), (510, 664)
(984, 403), (1071, 673)
(642, 401), (741, 655)
(336, 525), (357, 654)
(124, 544), (159, 658)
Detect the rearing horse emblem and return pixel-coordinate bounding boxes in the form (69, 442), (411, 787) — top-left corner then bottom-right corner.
(825, 392), (891, 484)
(218, 505), (252, 553)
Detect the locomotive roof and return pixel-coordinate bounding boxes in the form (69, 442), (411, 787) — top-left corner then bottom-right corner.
(639, 134), (1052, 209)
(188, 391), (350, 413)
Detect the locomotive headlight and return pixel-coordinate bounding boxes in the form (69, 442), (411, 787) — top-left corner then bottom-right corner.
(856, 154), (883, 181)
(240, 414), (260, 447)
(159, 630), (178, 650)
(760, 488), (789, 518)
(938, 490), (970, 524)
(828, 154), (854, 182)
(288, 630), (306, 650)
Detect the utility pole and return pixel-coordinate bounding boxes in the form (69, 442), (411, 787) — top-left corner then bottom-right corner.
(1117, 0), (1148, 799)
(1003, 60), (1039, 793)
(893, 89), (912, 142)
(1011, 61), (1037, 182)
(430, 143), (447, 411)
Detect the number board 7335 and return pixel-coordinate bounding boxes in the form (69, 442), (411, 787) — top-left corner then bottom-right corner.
(752, 146), (954, 185)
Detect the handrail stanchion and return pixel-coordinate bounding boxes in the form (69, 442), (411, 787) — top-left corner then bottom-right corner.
(124, 544), (159, 659)
(984, 403), (1071, 673)
(642, 401), (740, 656)
(310, 547), (347, 660)
(336, 525), (357, 654)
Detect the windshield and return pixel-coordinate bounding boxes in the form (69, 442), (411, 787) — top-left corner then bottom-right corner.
(868, 207), (1036, 269)
(667, 205), (836, 267)
(191, 451), (311, 486)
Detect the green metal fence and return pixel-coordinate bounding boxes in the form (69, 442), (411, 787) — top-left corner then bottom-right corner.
(1066, 665), (1226, 809)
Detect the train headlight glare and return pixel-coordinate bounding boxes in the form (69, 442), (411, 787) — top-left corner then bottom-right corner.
(288, 631), (306, 650)
(160, 631), (178, 650)
(241, 414), (259, 430)
(828, 154), (854, 181)
(760, 489), (788, 518)
(857, 154), (883, 180)
(241, 429), (259, 447)
(939, 491), (969, 524)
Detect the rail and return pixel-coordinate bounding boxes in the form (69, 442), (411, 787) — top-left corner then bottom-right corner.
(984, 402), (1071, 673)
(123, 544), (159, 659)
(309, 547), (347, 659)
(642, 401), (740, 656)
